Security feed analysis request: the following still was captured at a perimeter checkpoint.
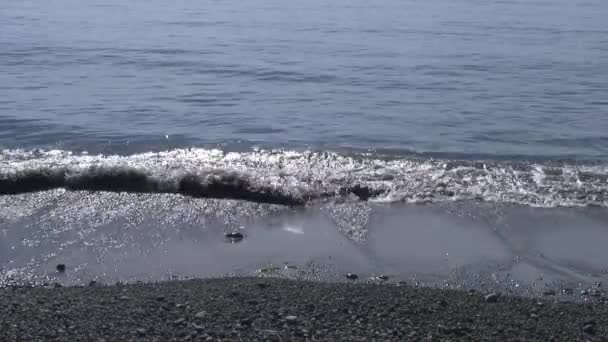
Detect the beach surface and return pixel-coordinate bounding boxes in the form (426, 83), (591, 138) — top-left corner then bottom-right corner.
(2, 277), (607, 341)
(2, 198), (608, 341)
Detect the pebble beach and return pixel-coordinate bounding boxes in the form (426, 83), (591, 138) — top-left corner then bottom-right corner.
(2, 277), (607, 341)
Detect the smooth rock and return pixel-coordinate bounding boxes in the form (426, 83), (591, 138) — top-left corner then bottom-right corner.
(485, 293), (500, 303)
(346, 273), (358, 280)
(225, 232), (244, 243)
(195, 311), (207, 319)
(582, 324), (595, 335)
(285, 315), (298, 324)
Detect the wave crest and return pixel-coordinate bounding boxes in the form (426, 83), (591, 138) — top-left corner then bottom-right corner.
(1, 148), (607, 207)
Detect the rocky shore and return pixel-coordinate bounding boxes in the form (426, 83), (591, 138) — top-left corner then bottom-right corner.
(1, 277), (606, 341)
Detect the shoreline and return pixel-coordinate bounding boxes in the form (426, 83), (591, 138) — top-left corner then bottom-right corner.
(1, 277), (606, 341)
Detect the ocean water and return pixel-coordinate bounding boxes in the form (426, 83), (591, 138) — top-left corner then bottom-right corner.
(1, 0), (608, 288)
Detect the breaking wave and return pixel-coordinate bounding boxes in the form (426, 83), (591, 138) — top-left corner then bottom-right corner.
(1, 148), (607, 207)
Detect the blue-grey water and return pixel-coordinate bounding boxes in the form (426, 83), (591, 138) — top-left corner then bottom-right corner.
(2, 0), (608, 158)
(2, 0), (608, 289)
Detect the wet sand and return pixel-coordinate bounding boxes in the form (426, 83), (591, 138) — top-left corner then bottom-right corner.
(2, 196), (607, 300)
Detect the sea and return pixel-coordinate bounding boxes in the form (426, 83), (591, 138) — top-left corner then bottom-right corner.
(1, 0), (608, 293)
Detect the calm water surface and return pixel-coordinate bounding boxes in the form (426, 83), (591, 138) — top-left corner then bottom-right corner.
(1, 0), (607, 159)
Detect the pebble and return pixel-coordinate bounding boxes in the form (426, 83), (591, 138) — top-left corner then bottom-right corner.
(174, 318), (186, 326)
(485, 293), (500, 303)
(56, 264), (66, 273)
(135, 328), (147, 336)
(285, 315), (298, 324)
(225, 232), (244, 243)
(195, 311), (207, 319)
(582, 324), (595, 335)
(119, 296), (130, 301)
(346, 273), (358, 280)
(543, 290), (556, 296)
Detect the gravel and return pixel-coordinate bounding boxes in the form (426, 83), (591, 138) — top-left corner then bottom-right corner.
(1, 277), (607, 341)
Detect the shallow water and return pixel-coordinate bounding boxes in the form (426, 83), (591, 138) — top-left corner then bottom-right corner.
(1, 193), (607, 299)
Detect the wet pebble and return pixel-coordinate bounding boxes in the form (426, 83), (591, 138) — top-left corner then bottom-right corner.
(582, 324), (595, 335)
(485, 293), (500, 303)
(225, 232), (244, 243)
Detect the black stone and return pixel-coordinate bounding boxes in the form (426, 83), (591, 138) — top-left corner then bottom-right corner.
(225, 232), (244, 243)
(56, 264), (66, 273)
(346, 273), (358, 280)
(583, 324), (595, 335)
(485, 293), (500, 303)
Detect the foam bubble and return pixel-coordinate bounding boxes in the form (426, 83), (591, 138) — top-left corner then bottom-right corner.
(0, 148), (607, 208)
